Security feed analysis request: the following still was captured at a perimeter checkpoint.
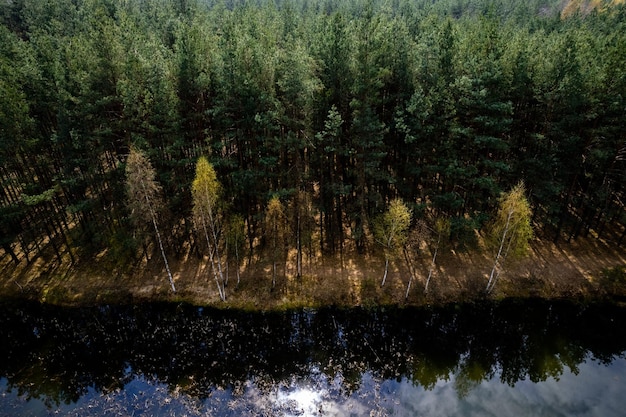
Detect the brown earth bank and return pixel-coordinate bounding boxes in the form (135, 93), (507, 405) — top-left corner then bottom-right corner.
(1, 235), (625, 310)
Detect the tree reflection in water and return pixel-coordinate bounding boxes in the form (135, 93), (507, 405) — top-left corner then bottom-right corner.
(1, 299), (625, 416)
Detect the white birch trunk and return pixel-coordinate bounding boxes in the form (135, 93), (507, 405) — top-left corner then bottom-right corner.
(486, 209), (513, 293)
(404, 247), (416, 300)
(235, 242), (241, 286)
(489, 226), (517, 294)
(140, 178), (175, 293)
(381, 233), (394, 286)
(224, 240), (229, 287)
(425, 232), (442, 294)
(200, 210), (224, 301)
(150, 212), (176, 293)
(424, 245), (438, 294)
(381, 257), (389, 286)
(206, 204), (225, 296)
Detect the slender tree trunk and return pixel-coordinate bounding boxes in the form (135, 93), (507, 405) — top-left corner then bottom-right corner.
(200, 212), (224, 301)
(42, 218), (62, 264)
(141, 178), (176, 293)
(489, 226), (518, 294)
(224, 241), (229, 287)
(48, 199), (75, 264)
(272, 223), (277, 289)
(403, 247), (416, 300)
(271, 237), (276, 289)
(209, 246), (224, 301)
(2, 243), (20, 265)
(141, 241), (150, 263)
(247, 222), (253, 268)
(487, 209), (513, 293)
(15, 231), (31, 264)
(296, 213), (302, 279)
(424, 235), (441, 294)
(554, 174), (578, 243)
(149, 209), (176, 293)
(235, 242), (241, 286)
(381, 232), (395, 286)
(381, 256), (389, 286)
(207, 205), (225, 292)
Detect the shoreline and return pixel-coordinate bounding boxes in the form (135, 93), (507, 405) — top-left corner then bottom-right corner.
(1, 236), (625, 310)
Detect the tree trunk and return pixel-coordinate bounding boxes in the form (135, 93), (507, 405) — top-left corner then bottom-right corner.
(200, 212), (224, 301)
(2, 243), (20, 265)
(554, 174), (578, 244)
(403, 247), (416, 300)
(150, 211), (176, 293)
(135, 168), (176, 293)
(207, 205), (225, 294)
(381, 256), (389, 286)
(424, 240), (440, 294)
(272, 260), (277, 289)
(235, 243), (241, 286)
(224, 240), (229, 288)
(296, 213), (302, 279)
(487, 209), (513, 293)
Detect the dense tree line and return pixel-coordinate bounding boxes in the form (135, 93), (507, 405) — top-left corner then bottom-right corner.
(1, 0), (624, 275)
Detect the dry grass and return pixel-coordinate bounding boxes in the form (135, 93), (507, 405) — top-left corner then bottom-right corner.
(1, 233), (625, 309)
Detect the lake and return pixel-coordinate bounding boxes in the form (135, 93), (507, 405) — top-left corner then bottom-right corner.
(1, 299), (625, 416)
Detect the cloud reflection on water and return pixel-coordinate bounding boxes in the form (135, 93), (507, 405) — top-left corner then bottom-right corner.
(2, 356), (625, 416)
(1, 300), (626, 416)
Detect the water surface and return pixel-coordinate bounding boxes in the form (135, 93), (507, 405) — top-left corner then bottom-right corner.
(1, 299), (625, 416)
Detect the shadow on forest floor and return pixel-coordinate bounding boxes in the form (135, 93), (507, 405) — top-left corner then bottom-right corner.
(1, 233), (625, 309)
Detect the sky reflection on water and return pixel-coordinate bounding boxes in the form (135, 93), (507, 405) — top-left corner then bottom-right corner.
(1, 300), (626, 416)
(2, 356), (624, 416)
(387, 356), (625, 417)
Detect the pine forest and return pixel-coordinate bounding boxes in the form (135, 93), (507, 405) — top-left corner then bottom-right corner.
(1, 0), (625, 302)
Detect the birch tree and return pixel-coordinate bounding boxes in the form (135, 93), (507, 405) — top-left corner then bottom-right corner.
(485, 182), (533, 293)
(424, 217), (451, 294)
(374, 199), (412, 286)
(403, 219), (428, 300)
(125, 147), (176, 292)
(192, 156), (225, 301)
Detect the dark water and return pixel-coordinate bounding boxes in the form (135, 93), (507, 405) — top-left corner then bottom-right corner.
(1, 299), (625, 417)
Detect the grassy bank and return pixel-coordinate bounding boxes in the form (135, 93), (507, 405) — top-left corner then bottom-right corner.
(1, 235), (625, 310)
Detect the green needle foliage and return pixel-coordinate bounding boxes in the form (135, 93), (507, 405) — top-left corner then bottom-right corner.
(0, 0), (624, 281)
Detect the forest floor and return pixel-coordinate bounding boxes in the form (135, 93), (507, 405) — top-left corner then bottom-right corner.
(1, 233), (626, 309)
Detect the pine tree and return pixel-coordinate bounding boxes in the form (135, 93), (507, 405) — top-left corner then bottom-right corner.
(264, 196), (287, 289)
(288, 190), (315, 279)
(314, 105), (347, 255)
